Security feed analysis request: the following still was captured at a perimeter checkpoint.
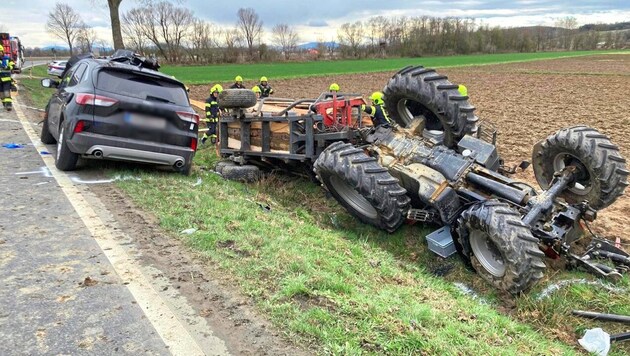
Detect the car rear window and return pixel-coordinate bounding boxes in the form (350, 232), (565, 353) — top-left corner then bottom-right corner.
(96, 69), (188, 106)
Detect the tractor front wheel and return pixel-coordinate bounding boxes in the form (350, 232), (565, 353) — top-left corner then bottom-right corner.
(452, 200), (546, 295)
(532, 125), (629, 210)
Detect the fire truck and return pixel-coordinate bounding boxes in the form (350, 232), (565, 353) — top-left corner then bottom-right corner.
(0, 33), (24, 73)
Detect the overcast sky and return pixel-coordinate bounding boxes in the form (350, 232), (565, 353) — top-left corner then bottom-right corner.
(2, 0), (629, 48)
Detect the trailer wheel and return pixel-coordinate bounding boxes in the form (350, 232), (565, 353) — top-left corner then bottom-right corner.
(215, 160), (235, 174)
(221, 164), (261, 182)
(532, 125), (629, 210)
(218, 89), (257, 109)
(314, 142), (410, 233)
(453, 200), (546, 295)
(383, 66), (478, 147)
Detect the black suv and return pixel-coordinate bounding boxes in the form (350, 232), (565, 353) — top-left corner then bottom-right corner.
(40, 56), (198, 175)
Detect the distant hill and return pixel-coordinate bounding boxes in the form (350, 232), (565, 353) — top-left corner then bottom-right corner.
(580, 22), (630, 32)
(297, 41), (339, 50)
(41, 45), (68, 51)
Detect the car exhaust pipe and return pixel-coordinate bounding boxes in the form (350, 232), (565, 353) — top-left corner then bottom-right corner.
(93, 150), (103, 158)
(174, 160), (185, 168)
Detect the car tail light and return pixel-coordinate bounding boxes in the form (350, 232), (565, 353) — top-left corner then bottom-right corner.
(190, 138), (197, 151)
(74, 120), (85, 133)
(177, 111), (199, 124)
(75, 93), (118, 107)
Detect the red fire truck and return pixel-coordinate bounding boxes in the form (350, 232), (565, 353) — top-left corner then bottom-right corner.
(0, 33), (24, 73)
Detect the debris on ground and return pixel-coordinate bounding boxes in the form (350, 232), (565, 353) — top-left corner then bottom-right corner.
(192, 177), (202, 186)
(578, 328), (610, 356)
(2, 143), (24, 149)
(79, 276), (99, 287)
(453, 282), (489, 305)
(535, 279), (627, 301)
(180, 228), (197, 235)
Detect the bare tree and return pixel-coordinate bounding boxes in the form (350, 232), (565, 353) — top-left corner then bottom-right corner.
(223, 28), (242, 63)
(271, 24), (299, 60)
(46, 2), (84, 55)
(236, 8), (263, 58)
(76, 24), (98, 53)
(122, 1), (194, 62)
(121, 8), (148, 53)
(337, 21), (363, 57)
(187, 19), (217, 63)
(107, 0), (125, 49)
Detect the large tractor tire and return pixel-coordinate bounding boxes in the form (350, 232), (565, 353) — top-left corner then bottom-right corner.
(532, 125), (629, 210)
(314, 142), (410, 233)
(383, 65), (478, 148)
(452, 200), (546, 295)
(218, 89), (257, 109)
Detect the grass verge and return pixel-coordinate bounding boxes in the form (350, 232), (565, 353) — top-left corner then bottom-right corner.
(162, 50), (627, 84)
(16, 65), (54, 109)
(109, 147), (627, 355)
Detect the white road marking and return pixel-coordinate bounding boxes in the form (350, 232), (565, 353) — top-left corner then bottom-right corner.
(13, 99), (229, 356)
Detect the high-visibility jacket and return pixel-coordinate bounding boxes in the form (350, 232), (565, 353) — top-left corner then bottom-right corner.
(256, 83), (273, 98)
(362, 104), (391, 127)
(204, 94), (219, 122)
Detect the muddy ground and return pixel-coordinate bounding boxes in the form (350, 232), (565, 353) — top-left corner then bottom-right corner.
(190, 53), (630, 242)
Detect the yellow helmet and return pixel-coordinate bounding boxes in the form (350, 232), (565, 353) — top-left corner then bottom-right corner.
(260, 76), (268, 82)
(458, 84), (468, 96)
(252, 85), (261, 93)
(235, 75), (243, 82)
(329, 83), (340, 92)
(211, 84), (223, 93)
(370, 91), (384, 105)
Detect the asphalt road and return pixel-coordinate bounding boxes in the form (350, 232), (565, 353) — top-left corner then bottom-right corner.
(0, 101), (228, 355)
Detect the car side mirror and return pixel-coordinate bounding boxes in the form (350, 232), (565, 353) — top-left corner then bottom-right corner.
(41, 78), (59, 88)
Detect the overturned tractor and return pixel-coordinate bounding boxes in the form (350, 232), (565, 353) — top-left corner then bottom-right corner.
(217, 66), (630, 294)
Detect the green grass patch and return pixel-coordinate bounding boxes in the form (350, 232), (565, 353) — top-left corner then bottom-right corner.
(23, 64), (48, 78)
(162, 50), (627, 84)
(16, 65), (55, 109)
(109, 147), (587, 354)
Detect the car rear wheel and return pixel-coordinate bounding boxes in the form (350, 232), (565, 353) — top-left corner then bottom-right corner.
(55, 125), (79, 171)
(40, 117), (56, 144)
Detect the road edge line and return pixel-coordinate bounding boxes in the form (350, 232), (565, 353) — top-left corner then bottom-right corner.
(13, 99), (227, 356)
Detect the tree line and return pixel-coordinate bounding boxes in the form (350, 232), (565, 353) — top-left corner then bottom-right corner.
(41, 1), (629, 63)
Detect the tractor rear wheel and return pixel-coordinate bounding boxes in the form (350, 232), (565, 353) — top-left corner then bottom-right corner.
(383, 66), (478, 148)
(452, 200), (546, 295)
(314, 142), (410, 233)
(532, 125), (629, 210)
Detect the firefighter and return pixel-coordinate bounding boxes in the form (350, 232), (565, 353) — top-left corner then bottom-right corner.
(231, 75), (245, 89)
(251, 85), (261, 98)
(362, 92), (392, 128)
(256, 76), (273, 98)
(0, 50), (14, 111)
(458, 84), (468, 96)
(202, 84), (222, 144)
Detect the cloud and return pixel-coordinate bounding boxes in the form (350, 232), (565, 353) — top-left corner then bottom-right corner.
(307, 20), (329, 27)
(5, 0), (630, 47)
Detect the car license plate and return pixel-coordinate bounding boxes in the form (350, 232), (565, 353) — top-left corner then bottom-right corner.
(124, 112), (167, 129)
